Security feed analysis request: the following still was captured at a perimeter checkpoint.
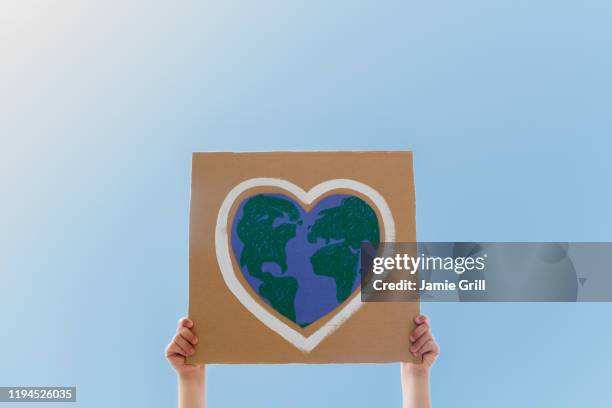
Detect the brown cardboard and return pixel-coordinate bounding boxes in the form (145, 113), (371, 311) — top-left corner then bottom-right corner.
(187, 151), (419, 364)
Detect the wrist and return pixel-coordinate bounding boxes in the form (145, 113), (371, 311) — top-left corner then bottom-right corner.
(401, 361), (430, 379)
(178, 365), (205, 384)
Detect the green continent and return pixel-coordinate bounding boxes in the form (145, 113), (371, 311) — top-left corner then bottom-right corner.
(308, 196), (380, 303)
(237, 195), (300, 322)
(310, 243), (358, 303)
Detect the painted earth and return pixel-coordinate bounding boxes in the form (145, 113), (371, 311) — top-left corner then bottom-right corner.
(231, 193), (380, 327)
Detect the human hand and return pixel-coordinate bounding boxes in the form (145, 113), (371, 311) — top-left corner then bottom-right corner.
(402, 315), (440, 375)
(165, 317), (204, 380)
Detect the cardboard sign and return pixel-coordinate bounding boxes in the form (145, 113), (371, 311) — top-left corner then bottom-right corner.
(188, 151), (419, 364)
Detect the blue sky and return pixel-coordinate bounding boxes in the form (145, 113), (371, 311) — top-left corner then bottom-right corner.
(1, 1), (611, 406)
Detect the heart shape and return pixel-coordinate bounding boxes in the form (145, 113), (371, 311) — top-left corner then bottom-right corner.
(232, 192), (380, 326)
(216, 178), (395, 352)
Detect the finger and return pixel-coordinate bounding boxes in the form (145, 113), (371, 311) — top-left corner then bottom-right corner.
(409, 322), (430, 342)
(414, 314), (429, 325)
(165, 341), (186, 358)
(410, 332), (432, 354)
(421, 342), (440, 366)
(416, 339), (439, 356)
(179, 327), (198, 345)
(173, 334), (195, 356)
(422, 351), (437, 366)
(413, 338), (433, 357)
(178, 317), (194, 329)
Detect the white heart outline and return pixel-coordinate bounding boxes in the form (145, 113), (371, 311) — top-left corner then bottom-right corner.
(215, 178), (395, 352)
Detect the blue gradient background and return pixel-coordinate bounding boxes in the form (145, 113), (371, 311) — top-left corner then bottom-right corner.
(1, 1), (611, 407)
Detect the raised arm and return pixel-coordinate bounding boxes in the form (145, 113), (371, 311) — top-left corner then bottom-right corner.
(166, 317), (206, 408)
(400, 315), (440, 408)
